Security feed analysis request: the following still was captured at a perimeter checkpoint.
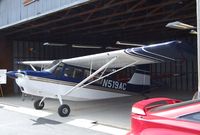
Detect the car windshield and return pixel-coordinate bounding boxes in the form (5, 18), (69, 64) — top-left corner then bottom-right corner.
(150, 99), (200, 113)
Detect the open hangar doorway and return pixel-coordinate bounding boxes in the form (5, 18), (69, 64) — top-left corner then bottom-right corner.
(0, 0), (197, 97)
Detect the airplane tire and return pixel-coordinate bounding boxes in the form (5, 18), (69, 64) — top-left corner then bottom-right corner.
(58, 104), (70, 117)
(34, 99), (45, 110)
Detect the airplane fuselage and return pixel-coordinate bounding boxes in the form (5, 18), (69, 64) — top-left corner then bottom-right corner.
(8, 63), (150, 101)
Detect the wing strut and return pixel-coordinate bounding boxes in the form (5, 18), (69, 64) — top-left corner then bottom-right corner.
(90, 59), (93, 75)
(64, 57), (117, 95)
(29, 64), (37, 71)
(81, 61), (138, 88)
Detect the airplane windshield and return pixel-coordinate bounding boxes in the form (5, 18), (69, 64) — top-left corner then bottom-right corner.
(44, 60), (62, 70)
(53, 63), (65, 77)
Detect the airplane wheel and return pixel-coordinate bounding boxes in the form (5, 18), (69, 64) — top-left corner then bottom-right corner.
(58, 104), (70, 117)
(34, 99), (45, 110)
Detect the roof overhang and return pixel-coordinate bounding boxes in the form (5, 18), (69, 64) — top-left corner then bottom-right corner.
(0, 0), (196, 45)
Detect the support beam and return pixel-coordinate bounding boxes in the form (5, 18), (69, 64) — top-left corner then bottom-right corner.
(51, 13), (195, 39)
(196, 0), (200, 98)
(5, 0), (133, 36)
(166, 0), (195, 19)
(8, 0), (181, 37)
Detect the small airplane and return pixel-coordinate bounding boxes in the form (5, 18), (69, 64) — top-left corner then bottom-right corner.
(6, 40), (188, 117)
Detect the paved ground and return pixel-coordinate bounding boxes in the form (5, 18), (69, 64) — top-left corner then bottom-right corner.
(0, 89), (194, 135)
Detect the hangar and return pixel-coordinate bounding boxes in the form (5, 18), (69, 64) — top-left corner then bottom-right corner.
(0, 0), (197, 96)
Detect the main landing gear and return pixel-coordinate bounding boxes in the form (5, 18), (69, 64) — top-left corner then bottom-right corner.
(33, 96), (71, 117)
(58, 104), (70, 117)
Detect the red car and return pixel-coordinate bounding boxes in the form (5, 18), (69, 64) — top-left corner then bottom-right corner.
(127, 97), (200, 135)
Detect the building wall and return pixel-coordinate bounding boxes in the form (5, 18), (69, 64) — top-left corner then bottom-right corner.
(0, 0), (89, 27)
(150, 37), (197, 92)
(12, 37), (198, 94)
(151, 60), (197, 92)
(0, 37), (13, 96)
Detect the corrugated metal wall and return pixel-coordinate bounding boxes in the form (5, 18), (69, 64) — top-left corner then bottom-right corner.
(0, 0), (89, 27)
(151, 60), (197, 92)
(150, 38), (197, 92)
(12, 38), (198, 93)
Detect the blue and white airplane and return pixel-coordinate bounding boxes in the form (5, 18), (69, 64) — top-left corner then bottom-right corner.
(7, 41), (187, 117)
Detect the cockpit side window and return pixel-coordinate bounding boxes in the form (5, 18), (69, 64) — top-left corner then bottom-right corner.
(62, 66), (84, 80)
(73, 68), (83, 79)
(63, 67), (74, 78)
(111, 67), (136, 82)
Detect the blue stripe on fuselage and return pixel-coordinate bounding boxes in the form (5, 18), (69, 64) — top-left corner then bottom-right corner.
(24, 70), (82, 83)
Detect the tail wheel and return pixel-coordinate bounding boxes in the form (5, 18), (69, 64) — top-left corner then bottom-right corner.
(58, 104), (70, 117)
(34, 99), (45, 110)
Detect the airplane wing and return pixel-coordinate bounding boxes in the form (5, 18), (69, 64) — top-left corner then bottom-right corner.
(61, 40), (187, 70)
(17, 40), (188, 70)
(17, 60), (54, 67)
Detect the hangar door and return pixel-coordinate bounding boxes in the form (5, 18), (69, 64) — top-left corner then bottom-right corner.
(12, 39), (197, 94)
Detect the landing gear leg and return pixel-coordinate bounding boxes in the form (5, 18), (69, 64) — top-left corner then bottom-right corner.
(34, 97), (45, 110)
(57, 95), (70, 117)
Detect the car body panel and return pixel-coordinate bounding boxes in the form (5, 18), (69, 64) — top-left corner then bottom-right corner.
(127, 98), (200, 135)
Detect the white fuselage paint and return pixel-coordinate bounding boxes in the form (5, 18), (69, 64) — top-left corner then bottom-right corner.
(16, 76), (129, 101)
